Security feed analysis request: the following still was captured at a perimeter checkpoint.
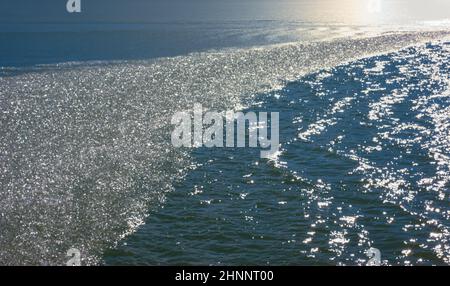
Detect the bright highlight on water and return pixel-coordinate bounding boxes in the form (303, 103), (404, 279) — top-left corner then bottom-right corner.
(0, 0), (449, 267)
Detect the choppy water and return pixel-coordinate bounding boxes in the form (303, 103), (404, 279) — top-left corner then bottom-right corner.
(104, 39), (450, 266)
(1, 28), (450, 265)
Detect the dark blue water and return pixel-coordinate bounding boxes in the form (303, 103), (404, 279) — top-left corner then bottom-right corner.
(0, 21), (308, 67)
(104, 42), (450, 265)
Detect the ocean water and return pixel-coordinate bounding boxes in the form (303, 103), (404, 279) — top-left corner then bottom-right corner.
(2, 29), (449, 266)
(104, 40), (450, 266)
(1, 1), (450, 266)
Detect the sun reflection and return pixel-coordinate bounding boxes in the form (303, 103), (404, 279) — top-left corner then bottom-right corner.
(278, 0), (449, 25)
(299, 0), (390, 24)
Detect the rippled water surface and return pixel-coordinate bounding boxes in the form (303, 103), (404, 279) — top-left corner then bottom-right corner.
(104, 40), (450, 266)
(1, 22), (449, 264)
